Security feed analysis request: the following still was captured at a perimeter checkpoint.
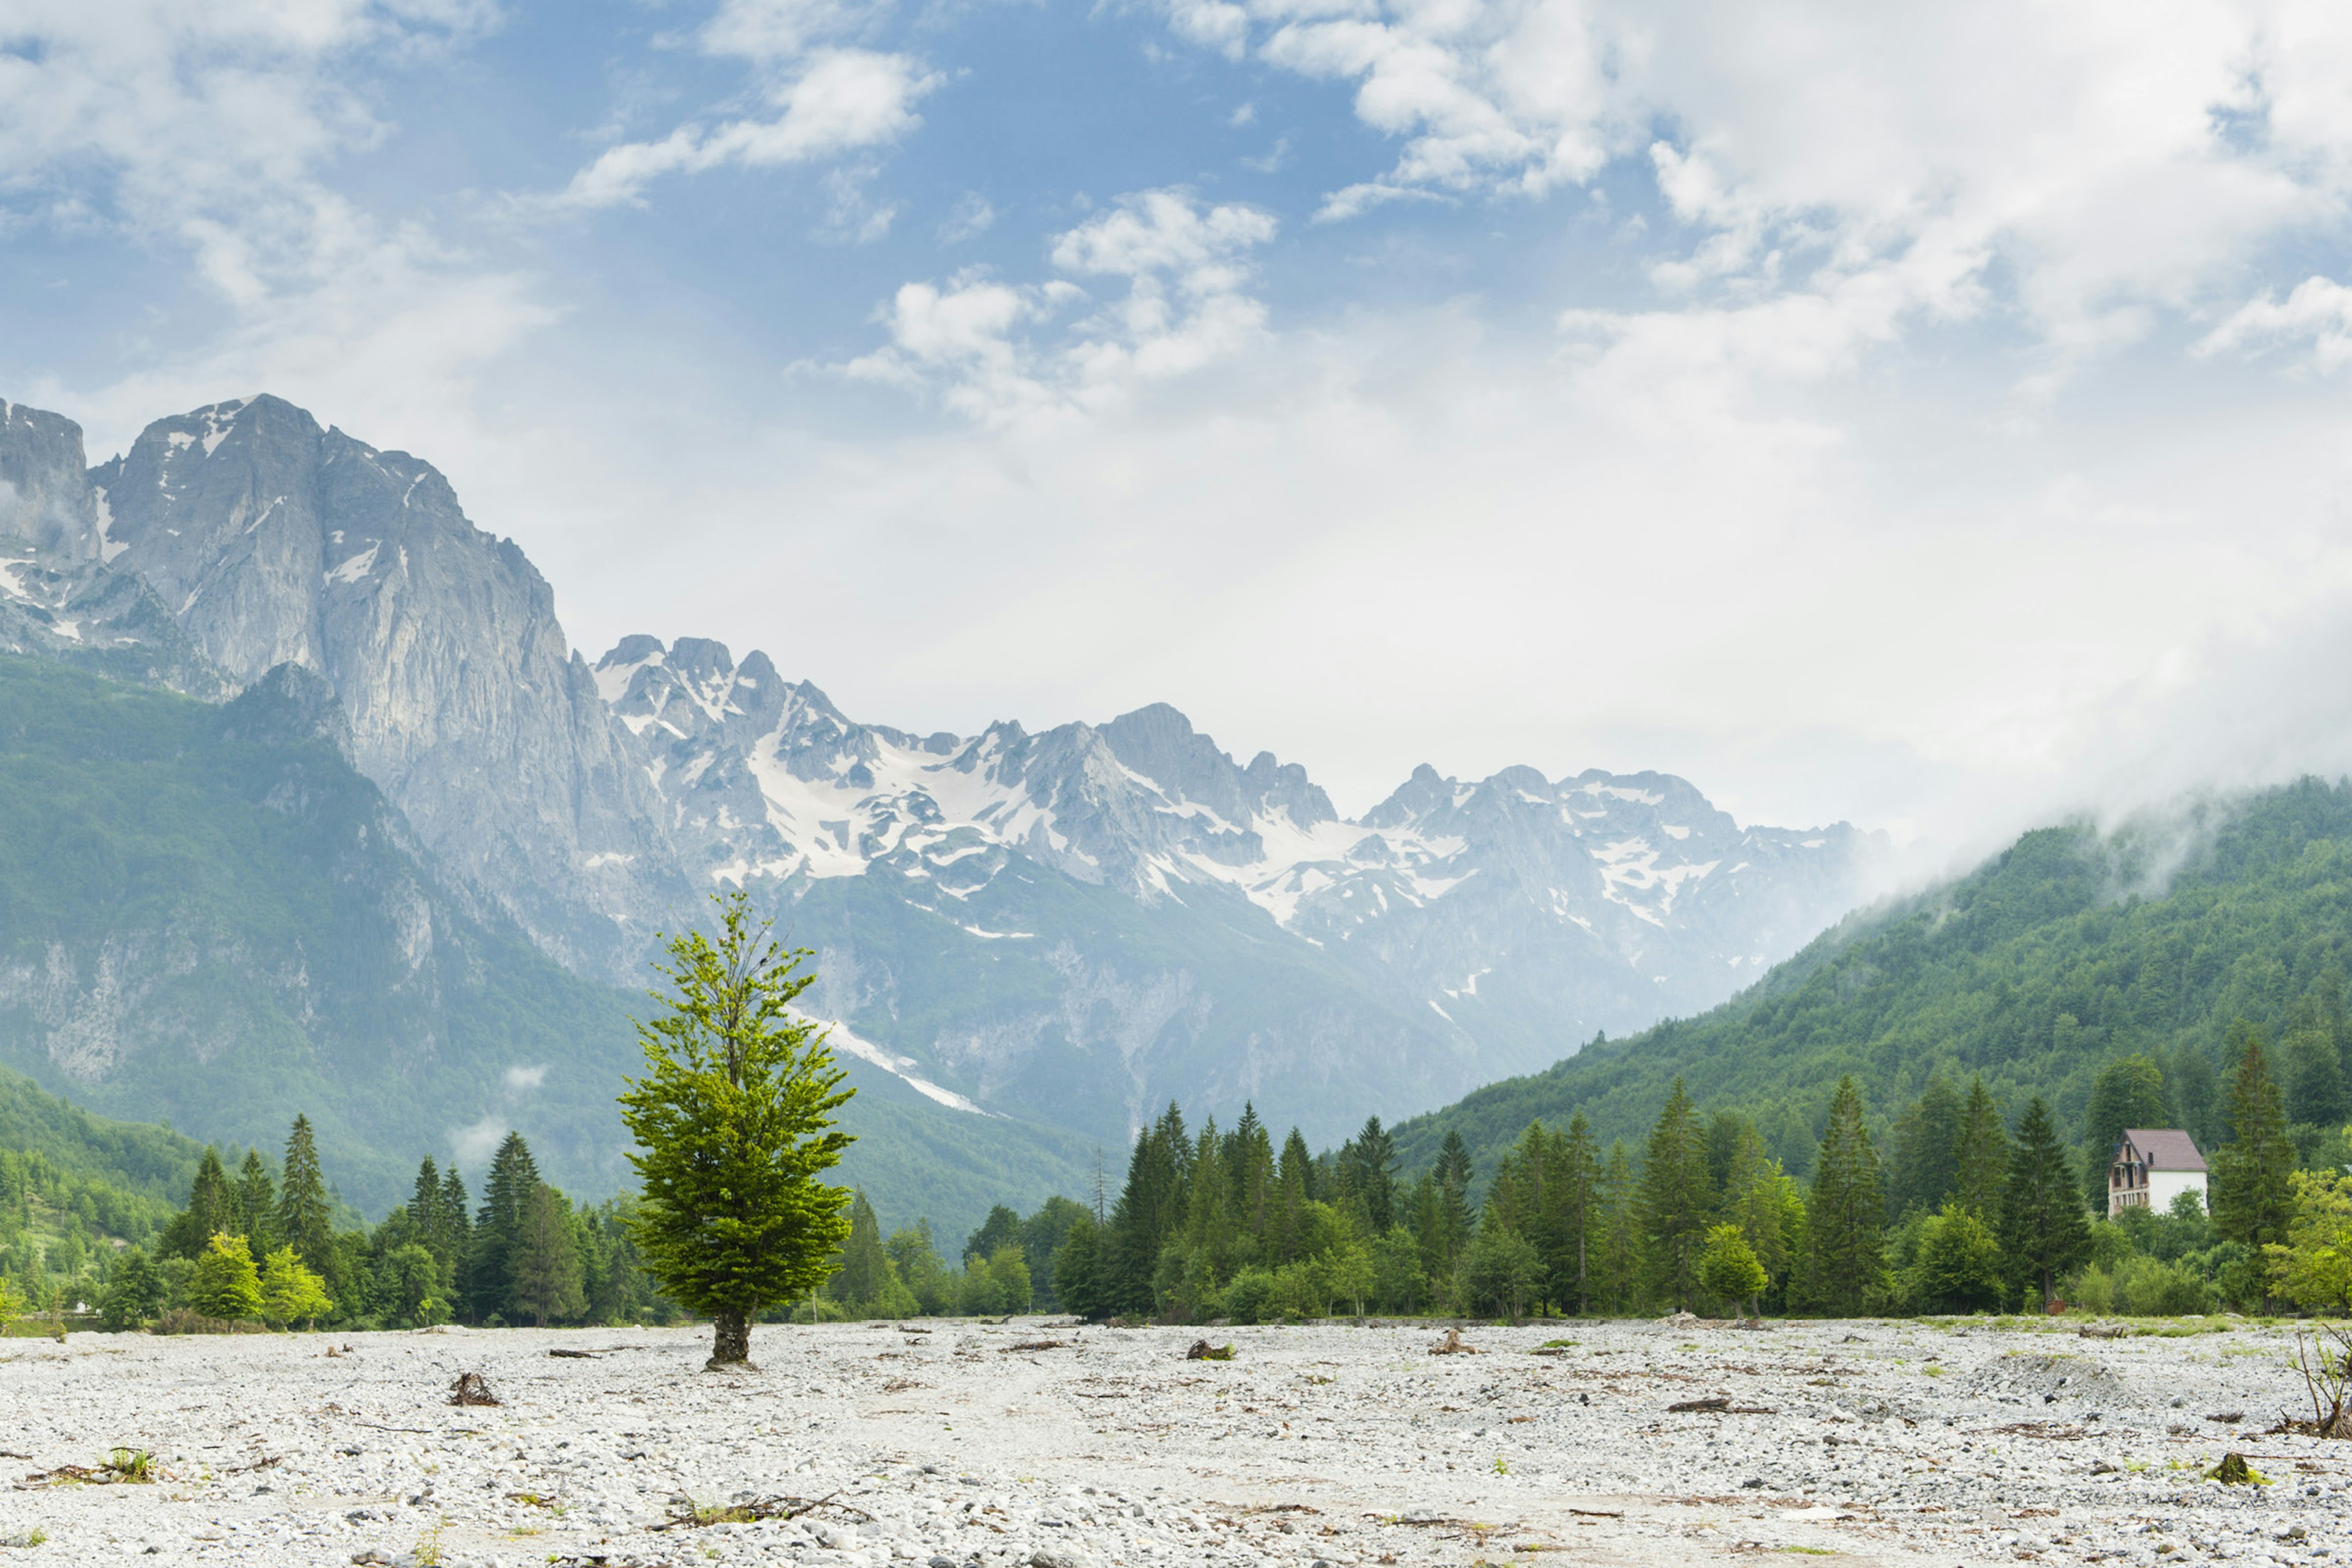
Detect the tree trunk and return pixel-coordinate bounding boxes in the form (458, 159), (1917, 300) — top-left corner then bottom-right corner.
(707, 1310), (754, 1369)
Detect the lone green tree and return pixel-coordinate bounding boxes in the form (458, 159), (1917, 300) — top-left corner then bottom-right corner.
(620, 891), (854, 1367)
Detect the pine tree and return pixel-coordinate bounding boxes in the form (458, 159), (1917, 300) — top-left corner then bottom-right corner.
(619, 891), (854, 1366)
(832, 1190), (891, 1309)
(508, 1183), (587, 1327)
(1638, 1080), (1714, 1310)
(1175, 1120), (1235, 1302)
(1227, 1104), (1275, 1255)
(1270, 1131), (1310, 1265)
(1953, 1077), (2008, 1215)
(1555, 1112), (1602, 1313)
(1343, 1116), (1398, 1233)
(159, 1148), (238, 1261)
(1433, 1129), (1474, 1278)
(274, 1115), (334, 1279)
(438, 1167), (472, 1265)
(1052, 1213), (1107, 1320)
(235, 1150), (277, 1254)
(2283, 994), (2349, 1128)
(1998, 1096), (2090, 1306)
(1107, 1105), (1188, 1314)
(1593, 1142), (1642, 1313)
(463, 1132), (543, 1324)
(1800, 1077), (1886, 1315)
(1887, 1074), (1963, 1218)
(2212, 1020), (2296, 1255)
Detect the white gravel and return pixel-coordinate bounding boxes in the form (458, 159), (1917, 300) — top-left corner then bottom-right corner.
(1, 1316), (2345, 1566)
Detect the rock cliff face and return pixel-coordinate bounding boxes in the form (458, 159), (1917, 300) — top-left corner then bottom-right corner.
(0, 390), (1889, 1163)
(88, 397), (689, 978)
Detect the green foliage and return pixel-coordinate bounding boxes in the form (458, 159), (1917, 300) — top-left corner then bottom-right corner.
(0, 654), (656, 1213)
(375, 1243), (451, 1327)
(2264, 1169), (2352, 1314)
(619, 892), (854, 1360)
(2000, 1097), (2090, 1306)
(2212, 1023), (2296, 1257)
(1799, 1078), (1885, 1314)
(96, 1248), (163, 1330)
(1462, 1224), (1542, 1317)
(508, 1184), (587, 1327)
(258, 1245), (331, 1327)
(1393, 783), (2352, 1188)
(275, 1116), (334, 1280)
(1909, 1204), (2005, 1313)
(188, 1232), (262, 1321)
(1637, 1081), (1714, 1310)
(1697, 1224), (1768, 1315)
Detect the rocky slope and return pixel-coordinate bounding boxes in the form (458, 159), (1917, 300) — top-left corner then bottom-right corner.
(85, 396), (690, 978)
(0, 389), (1885, 1191)
(597, 636), (1883, 1143)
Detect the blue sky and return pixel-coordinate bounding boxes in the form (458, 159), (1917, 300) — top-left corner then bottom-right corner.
(10, 1), (2352, 861)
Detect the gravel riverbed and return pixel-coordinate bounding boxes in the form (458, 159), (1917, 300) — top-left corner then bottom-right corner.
(1, 1316), (2345, 1566)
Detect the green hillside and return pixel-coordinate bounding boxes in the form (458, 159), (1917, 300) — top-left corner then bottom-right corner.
(0, 654), (1088, 1236)
(1395, 778), (2352, 1182)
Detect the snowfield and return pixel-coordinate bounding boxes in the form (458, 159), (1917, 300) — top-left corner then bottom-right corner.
(1, 1316), (2343, 1566)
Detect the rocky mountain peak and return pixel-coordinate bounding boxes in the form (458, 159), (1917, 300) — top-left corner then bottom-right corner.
(0, 400), (102, 559)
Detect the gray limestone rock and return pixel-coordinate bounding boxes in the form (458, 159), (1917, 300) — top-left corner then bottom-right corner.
(91, 395), (692, 979)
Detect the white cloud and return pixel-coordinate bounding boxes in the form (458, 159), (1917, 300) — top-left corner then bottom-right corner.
(451, 1114), (508, 1167)
(548, 0), (935, 211)
(1163, 0), (2352, 385)
(503, 1064), (548, 1091)
(850, 189), (1278, 423)
(552, 50), (938, 210)
(2197, 276), (2352, 372)
(939, 192), (996, 243)
(0, 0), (549, 459)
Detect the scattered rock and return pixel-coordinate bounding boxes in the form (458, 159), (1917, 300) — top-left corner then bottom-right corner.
(2204, 1411), (2243, 1424)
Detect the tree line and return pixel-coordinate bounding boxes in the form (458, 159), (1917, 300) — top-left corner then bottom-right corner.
(812, 1013), (2352, 1324)
(56, 1117), (674, 1333)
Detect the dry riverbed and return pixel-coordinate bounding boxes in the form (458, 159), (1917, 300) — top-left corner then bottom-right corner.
(0, 1316), (2345, 1566)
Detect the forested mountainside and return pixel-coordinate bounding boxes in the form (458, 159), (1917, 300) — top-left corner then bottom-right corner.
(0, 392), (1888, 1163)
(1393, 778), (2352, 1185)
(0, 653), (1088, 1234)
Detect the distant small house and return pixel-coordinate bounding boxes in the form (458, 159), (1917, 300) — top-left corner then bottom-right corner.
(2108, 1129), (2207, 1219)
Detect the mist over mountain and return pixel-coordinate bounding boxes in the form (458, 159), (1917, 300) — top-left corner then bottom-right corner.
(0, 391), (1891, 1203)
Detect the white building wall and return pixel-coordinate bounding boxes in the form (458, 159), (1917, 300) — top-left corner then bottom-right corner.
(2147, 1171), (2206, 1214)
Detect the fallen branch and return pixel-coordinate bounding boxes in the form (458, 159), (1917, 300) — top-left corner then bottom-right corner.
(549, 1349), (600, 1360)
(1430, 1329), (1480, 1356)
(1666, 1397), (1728, 1414)
(652, 1488), (875, 1531)
(1186, 1340), (1234, 1362)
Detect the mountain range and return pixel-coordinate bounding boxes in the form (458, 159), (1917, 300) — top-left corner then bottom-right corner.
(0, 391), (1890, 1222)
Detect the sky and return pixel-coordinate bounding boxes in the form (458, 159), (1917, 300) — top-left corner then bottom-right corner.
(10, 1), (2352, 867)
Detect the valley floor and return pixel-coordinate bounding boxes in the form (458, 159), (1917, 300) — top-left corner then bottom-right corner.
(0, 1316), (2342, 1567)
